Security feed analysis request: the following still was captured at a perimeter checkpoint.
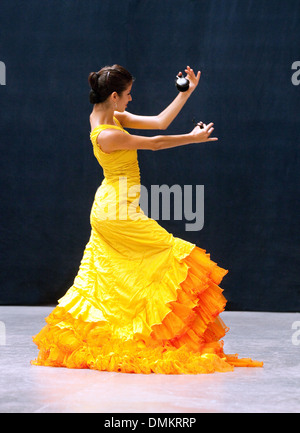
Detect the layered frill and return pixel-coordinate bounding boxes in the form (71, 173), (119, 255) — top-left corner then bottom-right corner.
(31, 246), (263, 374)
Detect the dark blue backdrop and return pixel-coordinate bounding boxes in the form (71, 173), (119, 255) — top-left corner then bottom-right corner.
(0, 0), (299, 311)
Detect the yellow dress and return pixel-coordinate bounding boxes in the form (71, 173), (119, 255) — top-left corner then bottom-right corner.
(31, 117), (263, 374)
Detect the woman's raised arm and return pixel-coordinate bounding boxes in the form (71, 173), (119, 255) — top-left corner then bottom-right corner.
(114, 66), (201, 130)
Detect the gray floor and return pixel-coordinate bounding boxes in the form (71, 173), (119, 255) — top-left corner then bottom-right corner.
(0, 306), (299, 413)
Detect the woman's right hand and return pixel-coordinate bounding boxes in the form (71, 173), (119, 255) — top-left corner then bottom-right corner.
(190, 122), (218, 143)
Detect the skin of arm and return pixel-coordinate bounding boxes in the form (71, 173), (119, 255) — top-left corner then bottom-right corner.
(115, 66), (201, 130)
(115, 91), (191, 130)
(97, 122), (217, 153)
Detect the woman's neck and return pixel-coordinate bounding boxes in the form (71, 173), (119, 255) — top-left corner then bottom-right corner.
(90, 104), (116, 126)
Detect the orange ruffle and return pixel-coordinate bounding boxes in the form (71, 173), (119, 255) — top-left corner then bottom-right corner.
(31, 246), (263, 374)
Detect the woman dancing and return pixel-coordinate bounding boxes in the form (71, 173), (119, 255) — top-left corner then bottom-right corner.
(32, 64), (263, 374)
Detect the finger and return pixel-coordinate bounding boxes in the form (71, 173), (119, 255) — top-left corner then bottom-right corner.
(205, 122), (214, 130)
(185, 67), (195, 77)
(208, 137), (218, 141)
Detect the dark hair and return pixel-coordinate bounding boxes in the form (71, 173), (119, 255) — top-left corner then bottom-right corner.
(88, 64), (134, 104)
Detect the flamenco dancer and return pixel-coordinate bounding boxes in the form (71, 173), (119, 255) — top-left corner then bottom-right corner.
(32, 64), (263, 374)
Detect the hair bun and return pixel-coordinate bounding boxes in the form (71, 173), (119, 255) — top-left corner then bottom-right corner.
(88, 72), (100, 91)
(89, 89), (102, 104)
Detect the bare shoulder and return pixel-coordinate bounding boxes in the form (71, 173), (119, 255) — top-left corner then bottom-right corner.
(96, 128), (125, 153)
(113, 111), (128, 126)
(97, 127), (156, 152)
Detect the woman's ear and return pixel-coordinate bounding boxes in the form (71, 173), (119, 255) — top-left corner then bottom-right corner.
(111, 91), (119, 103)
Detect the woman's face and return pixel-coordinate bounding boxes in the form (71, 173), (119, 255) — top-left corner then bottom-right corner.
(116, 82), (133, 112)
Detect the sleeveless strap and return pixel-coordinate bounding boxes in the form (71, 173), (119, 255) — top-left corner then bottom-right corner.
(90, 117), (129, 147)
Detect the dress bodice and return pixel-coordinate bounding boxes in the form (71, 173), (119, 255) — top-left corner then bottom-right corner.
(90, 117), (141, 187)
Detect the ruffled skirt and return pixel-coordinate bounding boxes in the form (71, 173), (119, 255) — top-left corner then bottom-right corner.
(31, 243), (263, 374)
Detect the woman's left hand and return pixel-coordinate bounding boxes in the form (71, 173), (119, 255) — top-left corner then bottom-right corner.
(178, 66), (201, 94)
